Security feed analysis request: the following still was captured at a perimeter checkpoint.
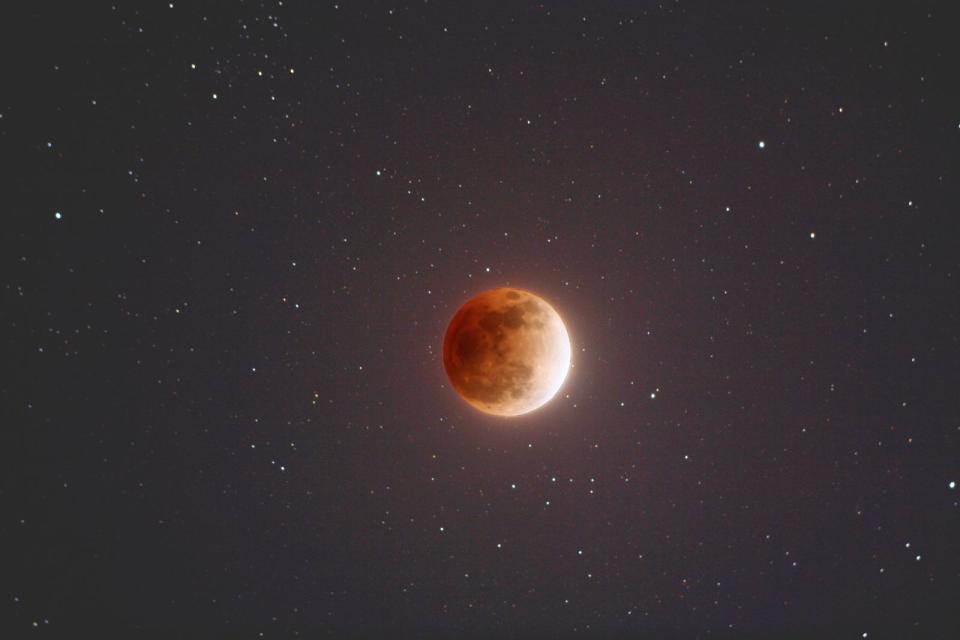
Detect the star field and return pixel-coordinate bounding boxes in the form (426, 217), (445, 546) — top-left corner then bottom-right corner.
(3, 2), (959, 638)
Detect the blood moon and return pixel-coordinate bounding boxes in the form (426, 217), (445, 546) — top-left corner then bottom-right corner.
(442, 288), (571, 416)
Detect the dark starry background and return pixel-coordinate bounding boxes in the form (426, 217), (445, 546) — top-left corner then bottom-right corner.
(3, 1), (959, 638)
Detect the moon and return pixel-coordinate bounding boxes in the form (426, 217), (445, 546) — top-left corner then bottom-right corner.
(442, 287), (571, 417)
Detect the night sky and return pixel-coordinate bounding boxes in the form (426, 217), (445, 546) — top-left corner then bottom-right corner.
(4, 2), (960, 637)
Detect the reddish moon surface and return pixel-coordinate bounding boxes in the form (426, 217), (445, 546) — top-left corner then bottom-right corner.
(442, 288), (571, 416)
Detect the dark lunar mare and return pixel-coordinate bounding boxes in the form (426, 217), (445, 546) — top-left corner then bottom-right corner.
(443, 292), (541, 407)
